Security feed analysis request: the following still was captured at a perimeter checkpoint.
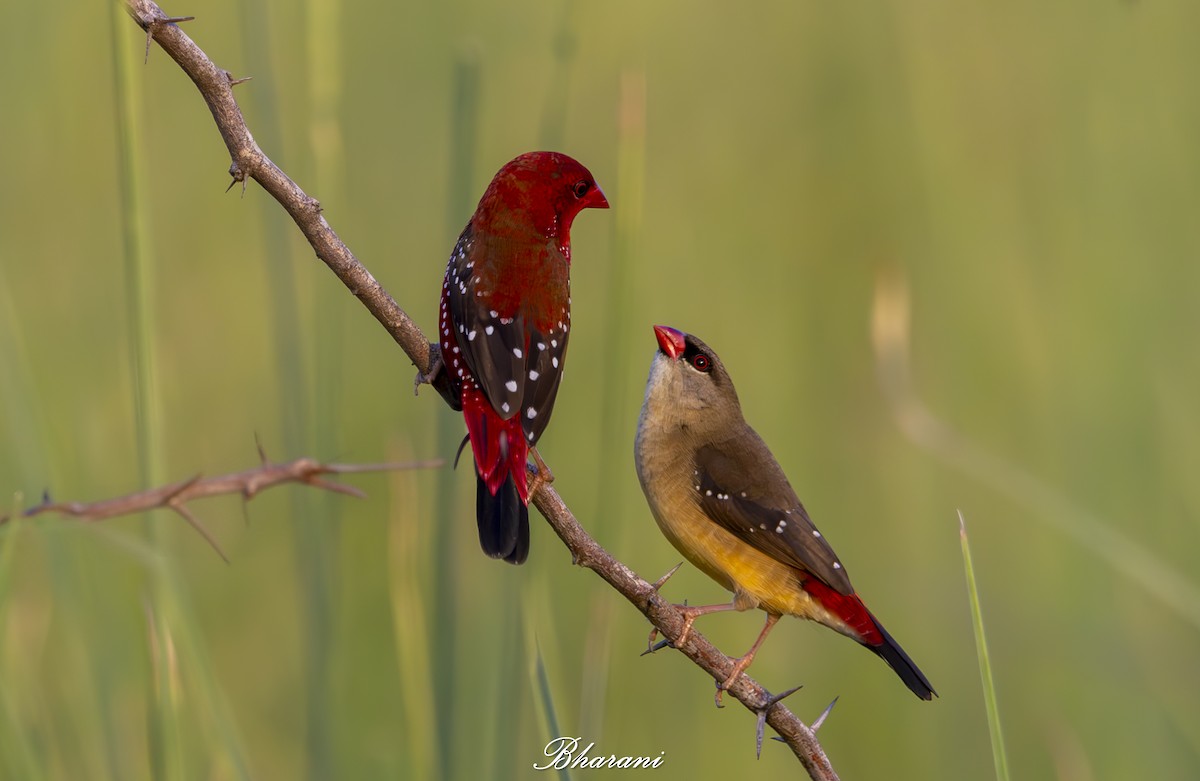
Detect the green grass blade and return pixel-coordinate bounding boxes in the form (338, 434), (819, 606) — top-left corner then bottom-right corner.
(959, 510), (1011, 781)
(531, 636), (572, 781)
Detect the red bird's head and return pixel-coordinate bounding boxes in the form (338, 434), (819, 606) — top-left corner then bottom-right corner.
(472, 151), (609, 252)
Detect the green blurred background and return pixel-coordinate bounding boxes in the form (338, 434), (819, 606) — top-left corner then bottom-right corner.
(3, 1), (1200, 779)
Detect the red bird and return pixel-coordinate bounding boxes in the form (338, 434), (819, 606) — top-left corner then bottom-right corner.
(436, 152), (608, 564)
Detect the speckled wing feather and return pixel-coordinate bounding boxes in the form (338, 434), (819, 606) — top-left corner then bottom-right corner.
(694, 436), (854, 595)
(519, 324), (568, 446)
(445, 230), (527, 421)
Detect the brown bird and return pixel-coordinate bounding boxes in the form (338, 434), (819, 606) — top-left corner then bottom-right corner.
(634, 325), (935, 702)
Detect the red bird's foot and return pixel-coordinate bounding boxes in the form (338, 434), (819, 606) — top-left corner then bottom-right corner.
(414, 347), (444, 395)
(527, 446), (555, 499)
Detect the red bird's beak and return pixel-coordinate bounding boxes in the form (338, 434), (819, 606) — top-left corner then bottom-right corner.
(590, 185), (610, 210)
(653, 325), (686, 360)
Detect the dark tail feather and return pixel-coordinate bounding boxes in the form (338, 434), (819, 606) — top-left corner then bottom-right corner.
(865, 616), (936, 700)
(476, 473), (529, 565)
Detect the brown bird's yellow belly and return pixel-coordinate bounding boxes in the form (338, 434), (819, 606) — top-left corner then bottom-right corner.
(636, 453), (856, 637)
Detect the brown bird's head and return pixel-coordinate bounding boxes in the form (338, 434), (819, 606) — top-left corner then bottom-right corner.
(472, 151), (609, 253)
(641, 325), (744, 441)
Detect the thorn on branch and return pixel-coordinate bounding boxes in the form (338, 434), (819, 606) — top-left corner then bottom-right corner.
(756, 685), (803, 759)
(810, 696), (839, 732)
(226, 162), (247, 196)
(225, 71), (253, 87)
(651, 561), (684, 591)
(143, 15), (195, 64)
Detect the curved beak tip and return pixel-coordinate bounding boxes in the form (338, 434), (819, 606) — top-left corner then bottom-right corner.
(653, 325), (686, 360)
(593, 186), (610, 209)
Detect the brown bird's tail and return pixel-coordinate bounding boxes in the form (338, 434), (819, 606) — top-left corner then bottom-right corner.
(476, 474), (529, 564)
(864, 614), (936, 700)
(801, 578), (935, 700)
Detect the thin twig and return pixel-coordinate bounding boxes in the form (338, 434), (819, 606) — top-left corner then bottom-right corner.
(118, 3), (838, 776)
(5, 457), (443, 561)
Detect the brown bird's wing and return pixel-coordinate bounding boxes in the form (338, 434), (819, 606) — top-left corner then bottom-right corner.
(694, 438), (854, 595)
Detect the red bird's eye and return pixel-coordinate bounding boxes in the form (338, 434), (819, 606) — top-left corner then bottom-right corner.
(572, 179), (592, 198)
(691, 354), (711, 372)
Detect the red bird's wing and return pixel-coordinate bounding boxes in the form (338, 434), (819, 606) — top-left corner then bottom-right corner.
(518, 324), (568, 446)
(693, 440), (854, 596)
(446, 231), (526, 422)
(445, 230), (569, 447)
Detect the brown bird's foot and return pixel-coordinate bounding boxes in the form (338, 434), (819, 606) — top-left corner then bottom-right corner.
(714, 613), (781, 708)
(641, 563), (687, 655)
(753, 684), (804, 758)
(714, 654), (758, 708)
(526, 446), (554, 499)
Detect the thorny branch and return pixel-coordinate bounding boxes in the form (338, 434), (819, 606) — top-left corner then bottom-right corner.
(4, 455), (443, 563)
(118, 2), (839, 776)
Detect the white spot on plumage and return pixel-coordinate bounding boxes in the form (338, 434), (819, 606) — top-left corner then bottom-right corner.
(705, 490), (713, 496)
(529, 369), (539, 381)
(759, 523), (768, 530)
(551, 339), (558, 348)
(500, 317), (514, 325)
(505, 380), (518, 392)
(452, 346), (459, 354)
(775, 520), (787, 533)
(526, 407), (537, 419)
(501, 402), (510, 413)
(833, 562), (842, 570)
(489, 310), (499, 318)
(552, 357), (559, 368)
(812, 530), (821, 538)
(468, 330), (477, 341)
(513, 347), (523, 358)
(527, 432), (535, 440)
(485, 325), (494, 335)
(537, 342), (546, 351)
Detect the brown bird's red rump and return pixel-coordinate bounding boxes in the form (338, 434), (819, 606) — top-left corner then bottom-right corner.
(439, 152), (607, 564)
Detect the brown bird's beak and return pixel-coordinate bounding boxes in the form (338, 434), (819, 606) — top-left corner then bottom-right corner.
(653, 325), (686, 360)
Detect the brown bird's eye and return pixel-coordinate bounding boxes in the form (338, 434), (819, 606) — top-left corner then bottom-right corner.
(572, 179), (591, 198)
(691, 354), (711, 372)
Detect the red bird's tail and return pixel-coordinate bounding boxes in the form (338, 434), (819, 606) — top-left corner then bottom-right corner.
(801, 578), (936, 700)
(462, 387), (530, 564)
(475, 474), (529, 564)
